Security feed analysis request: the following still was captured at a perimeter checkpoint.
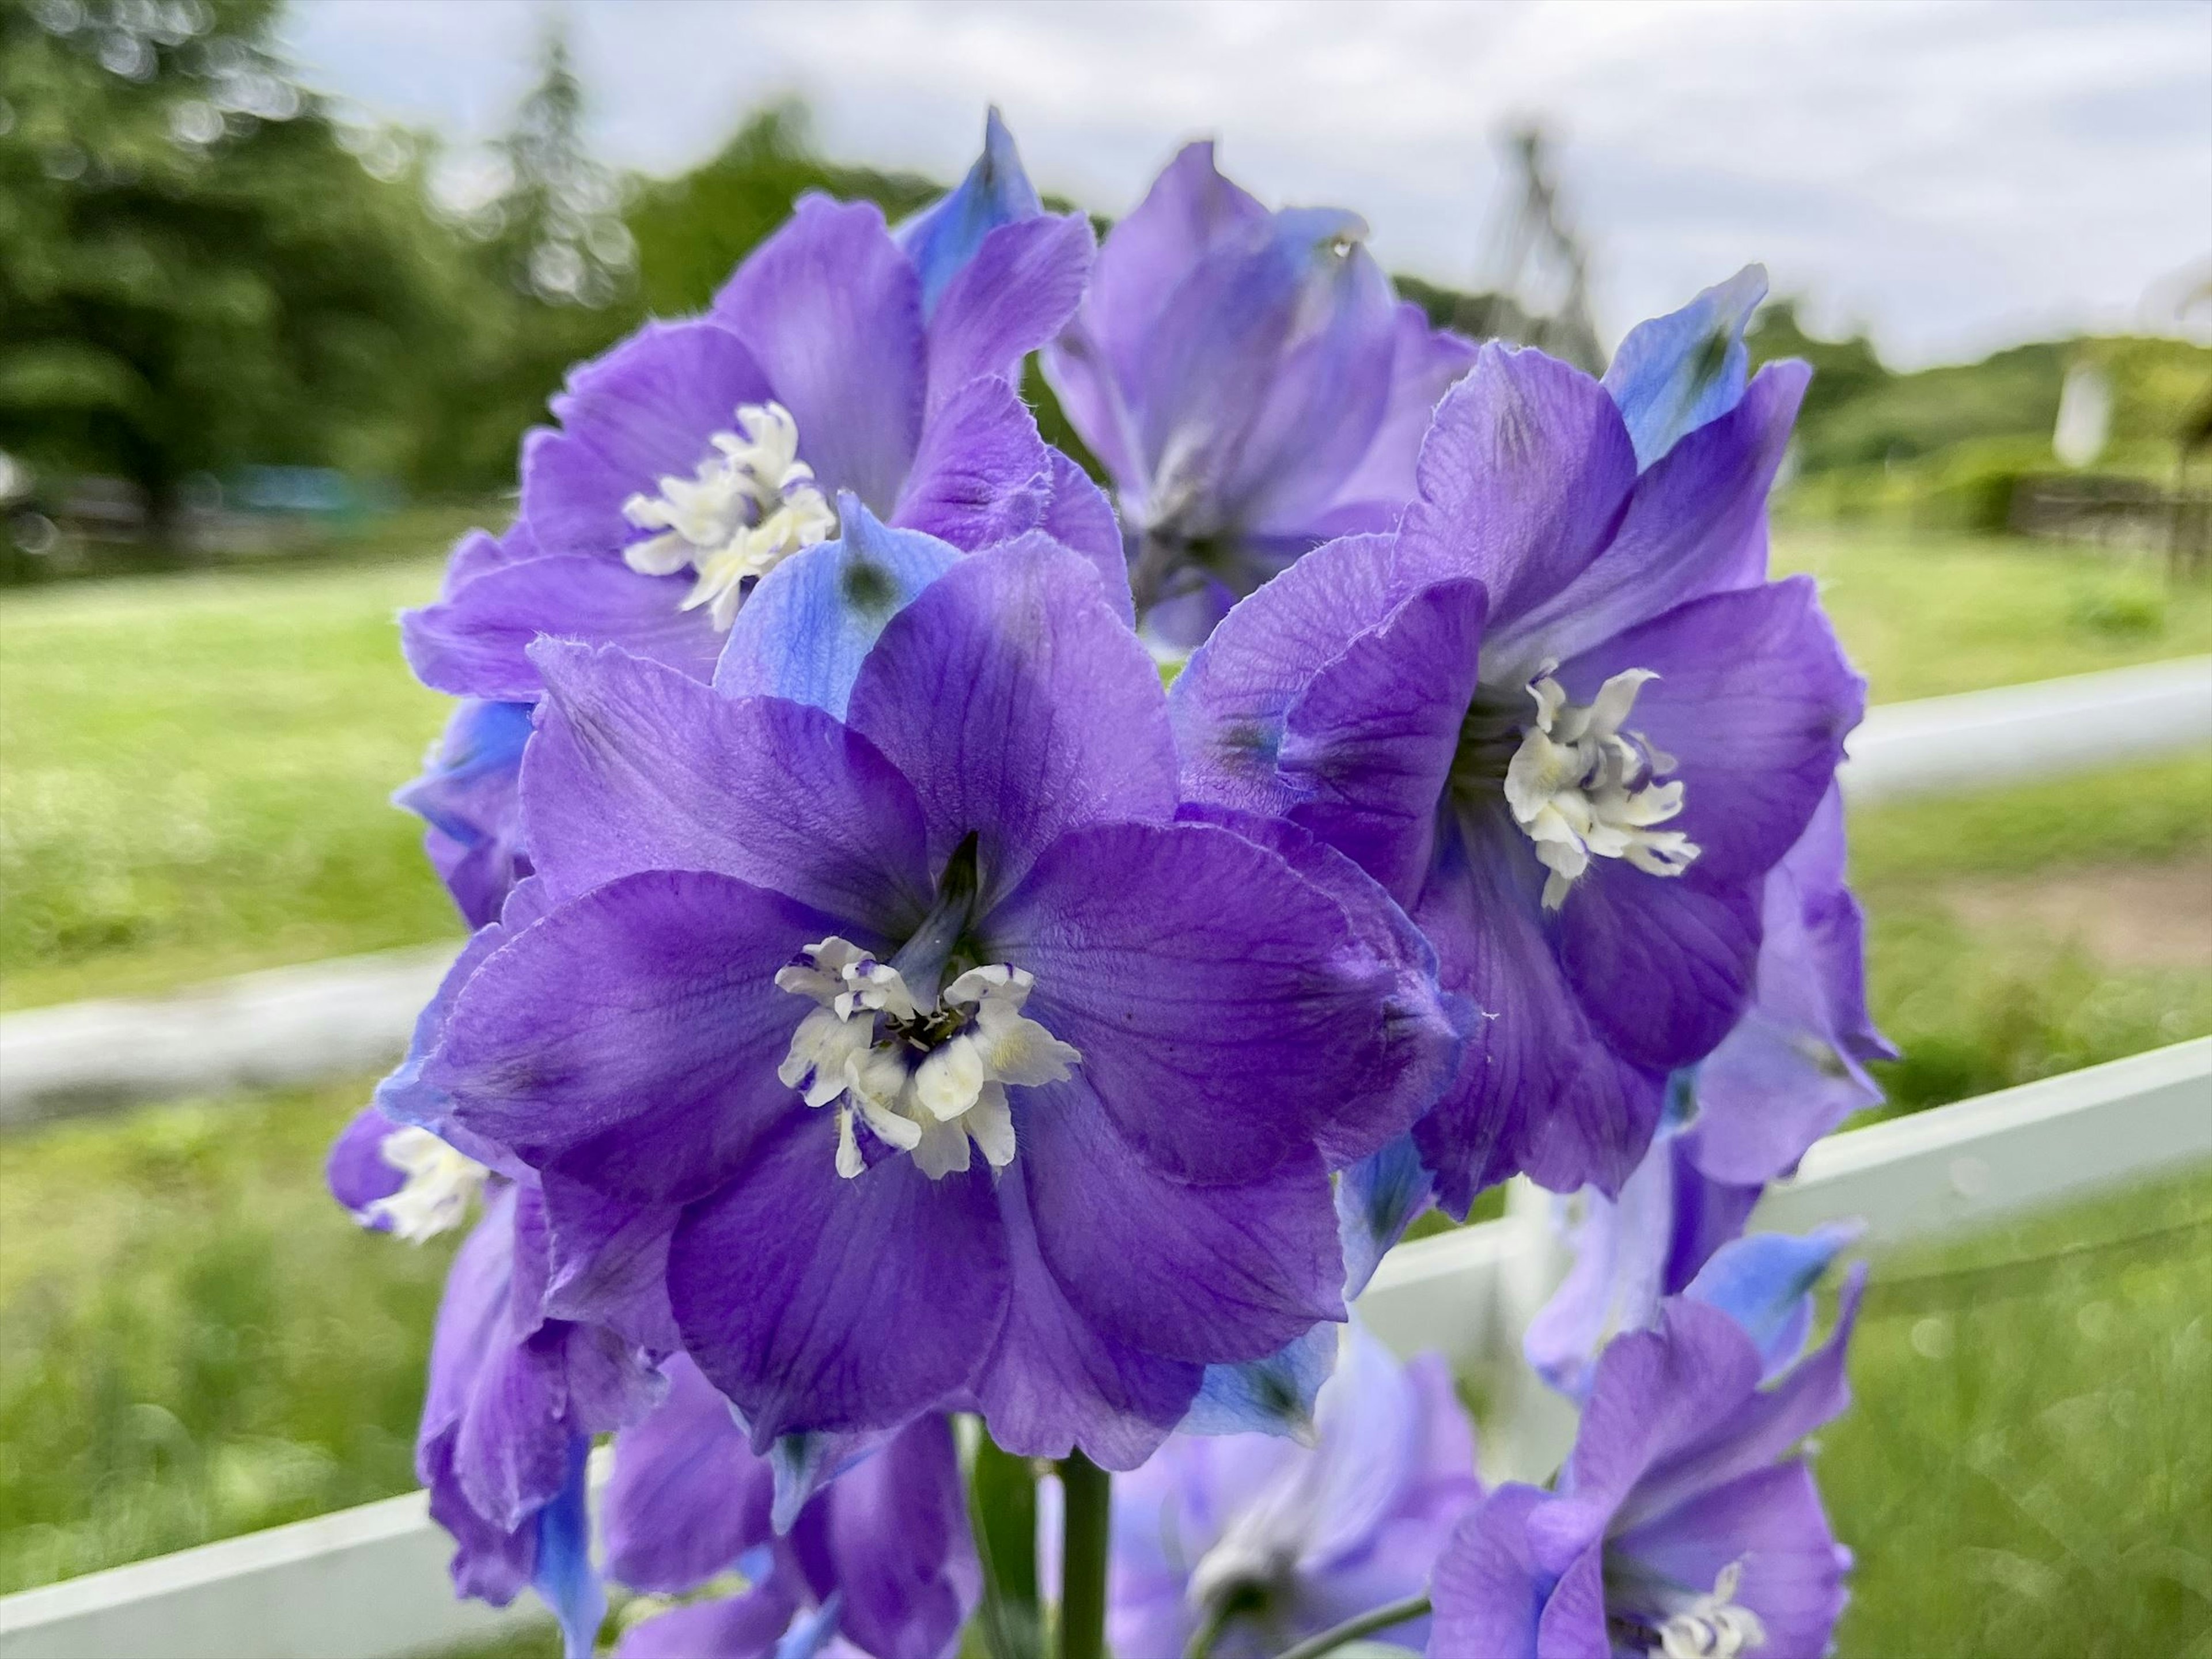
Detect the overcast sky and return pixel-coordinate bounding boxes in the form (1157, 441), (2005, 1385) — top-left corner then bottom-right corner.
(281, 0), (2212, 368)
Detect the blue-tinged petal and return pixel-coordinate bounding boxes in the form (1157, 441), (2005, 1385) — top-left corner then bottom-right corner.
(1336, 1134), (1435, 1300)
(1684, 1224), (1862, 1382)
(1601, 264), (1768, 472)
(715, 498), (963, 718)
(1181, 1321), (1337, 1440)
(1522, 1139), (1677, 1404)
(923, 212), (1095, 411)
(396, 699), (535, 929)
(895, 108), (1044, 315)
(767, 1425), (891, 1535)
(531, 1437), (605, 1659)
(604, 1352), (772, 1594)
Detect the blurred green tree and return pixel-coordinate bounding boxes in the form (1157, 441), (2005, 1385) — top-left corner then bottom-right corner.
(0, 0), (465, 537)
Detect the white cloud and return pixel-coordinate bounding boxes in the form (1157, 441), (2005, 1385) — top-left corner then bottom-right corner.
(280, 0), (2212, 365)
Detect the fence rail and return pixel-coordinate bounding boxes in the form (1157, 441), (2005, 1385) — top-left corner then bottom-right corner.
(5, 657), (2207, 1131)
(6, 1039), (2207, 1659)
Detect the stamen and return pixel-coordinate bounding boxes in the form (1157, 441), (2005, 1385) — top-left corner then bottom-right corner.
(361, 1127), (488, 1243)
(775, 937), (1080, 1180)
(620, 402), (838, 628)
(1649, 1562), (1767, 1659)
(1503, 664), (1698, 908)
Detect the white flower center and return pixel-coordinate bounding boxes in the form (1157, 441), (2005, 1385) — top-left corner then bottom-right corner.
(362, 1127), (488, 1243)
(1502, 665), (1698, 909)
(774, 937), (1081, 1181)
(1650, 1562), (1768, 1659)
(620, 401), (839, 630)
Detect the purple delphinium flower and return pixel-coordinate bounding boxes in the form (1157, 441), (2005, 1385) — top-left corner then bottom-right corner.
(404, 112), (1104, 705)
(1105, 1325), (1479, 1658)
(1430, 1276), (1864, 1659)
(1043, 142), (1475, 647)
(1525, 787), (1893, 1399)
(605, 1354), (978, 1659)
(1170, 271), (1863, 1222)
(323, 1160), (662, 1658)
(396, 698), (536, 929)
(415, 535), (1459, 1469)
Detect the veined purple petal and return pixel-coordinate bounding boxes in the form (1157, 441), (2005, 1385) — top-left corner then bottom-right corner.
(787, 1415), (980, 1659)
(431, 869), (849, 1203)
(537, 1173), (680, 1353)
(527, 641), (933, 931)
(1488, 361), (1811, 680)
(844, 538), (1179, 896)
(1607, 1460), (1849, 1659)
(923, 213), (1094, 410)
(1556, 575), (1862, 887)
(1427, 1483), (1550, 1658)
(669, 1114), (1010, 1444)
(1556, 862), (1762, 1075)
(1040, 450), (1134, 621)
(522, 319), (774, 561)
(605, 1352), (774, 1594)
(1602, 264), (1767, 473)
(978, 1162), (1198, 1469)
(713, 195), (925, 514)
(1020, 1086), (1343, 1365)
(989, 818), (1422, 1185)
(891, 378), (1053, 548)
(403, 555), (719, 703)
(715, 505), (963, 718)
(1396, 343), (1639, 632)
(896, 107), (1044, 316)
(1312, 301), (1479, 519)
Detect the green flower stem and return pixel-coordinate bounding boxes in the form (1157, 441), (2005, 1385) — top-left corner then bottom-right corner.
(1056, 1452), (1112, 1659)
(1271, 1592), (1434, 1659)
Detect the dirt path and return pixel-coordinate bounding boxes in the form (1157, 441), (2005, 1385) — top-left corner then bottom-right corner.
(1940, 855), (2212, 971)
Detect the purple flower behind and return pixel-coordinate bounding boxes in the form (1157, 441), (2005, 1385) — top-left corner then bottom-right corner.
(416, 535), (1460, 1469)
(1431, 1277), (1863, 1659)
(395, 698), (536, 929)
(402, 111), (1109, 706)
(1171, 275), (1862, 1217)
(1107, 1325), (1479, 1658)
(606, 1354), (978, 1659)
(1044, 141), (1475, 646)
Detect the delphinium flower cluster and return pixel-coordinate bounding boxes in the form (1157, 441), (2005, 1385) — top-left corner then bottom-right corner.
(328, 112), (1880, 1659)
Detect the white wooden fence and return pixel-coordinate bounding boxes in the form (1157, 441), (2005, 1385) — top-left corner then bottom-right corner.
(2, 656), (2209, 1657)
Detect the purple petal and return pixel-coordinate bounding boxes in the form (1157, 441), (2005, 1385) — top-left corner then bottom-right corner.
(520, 320), (774, 561)
(1684, 1225), (1862, 1382)
(531, 1439), (605, 1659)
(396, 699), (535, 929)
(1556, 576), (1862, 887)
(403, 555), (718, 702)
(716, 504), (964, 719)
(442, 525), (528, 599)
(1020, 1084), (1343, 1365)
(1429, 1484), (1551, 1659)
(925, 213), (1094, 411)
(1602, 265), (1767, 472)
(713, 195), (925, 514)
(1277, 576), (1487, 904)
(1608, 1460), (1849, 1659)
(1556, 862), (1762, 1074)
(891, 376), (1053, 548)
(1414, 812), (1666, 1202)
(1040, 450), (1134, 622)
(527, 640), (933, 931)
(896, 107), (1046, 315)
(1493, 361), (1811, 678)
(1618, 1268), (1866, 1533)
(422, 1434), (535, 1608)
(421, 1187), (519, 1453)
(1396, 344), (1638, 631)
(989, 818), (1433, 1185)
(613, 1583), (802, 1659)
(978, 1163), (1196, 1469)
(1173, 802), (1469, 1174)
(1522, 1139), (1677, 1403)
(844, 538), (1179, 895)
(798, 1415), (980, 1659)
(669, 1115), (1010, 1444)
(431, 869), (846, 1202)
(453, 1331), (571, 1534)
(1315, 301), (1478, 514)
(605, 1353), (774, 1594)
(537, 1173), (681, 1353)
(327, 1106), (404, 1222)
